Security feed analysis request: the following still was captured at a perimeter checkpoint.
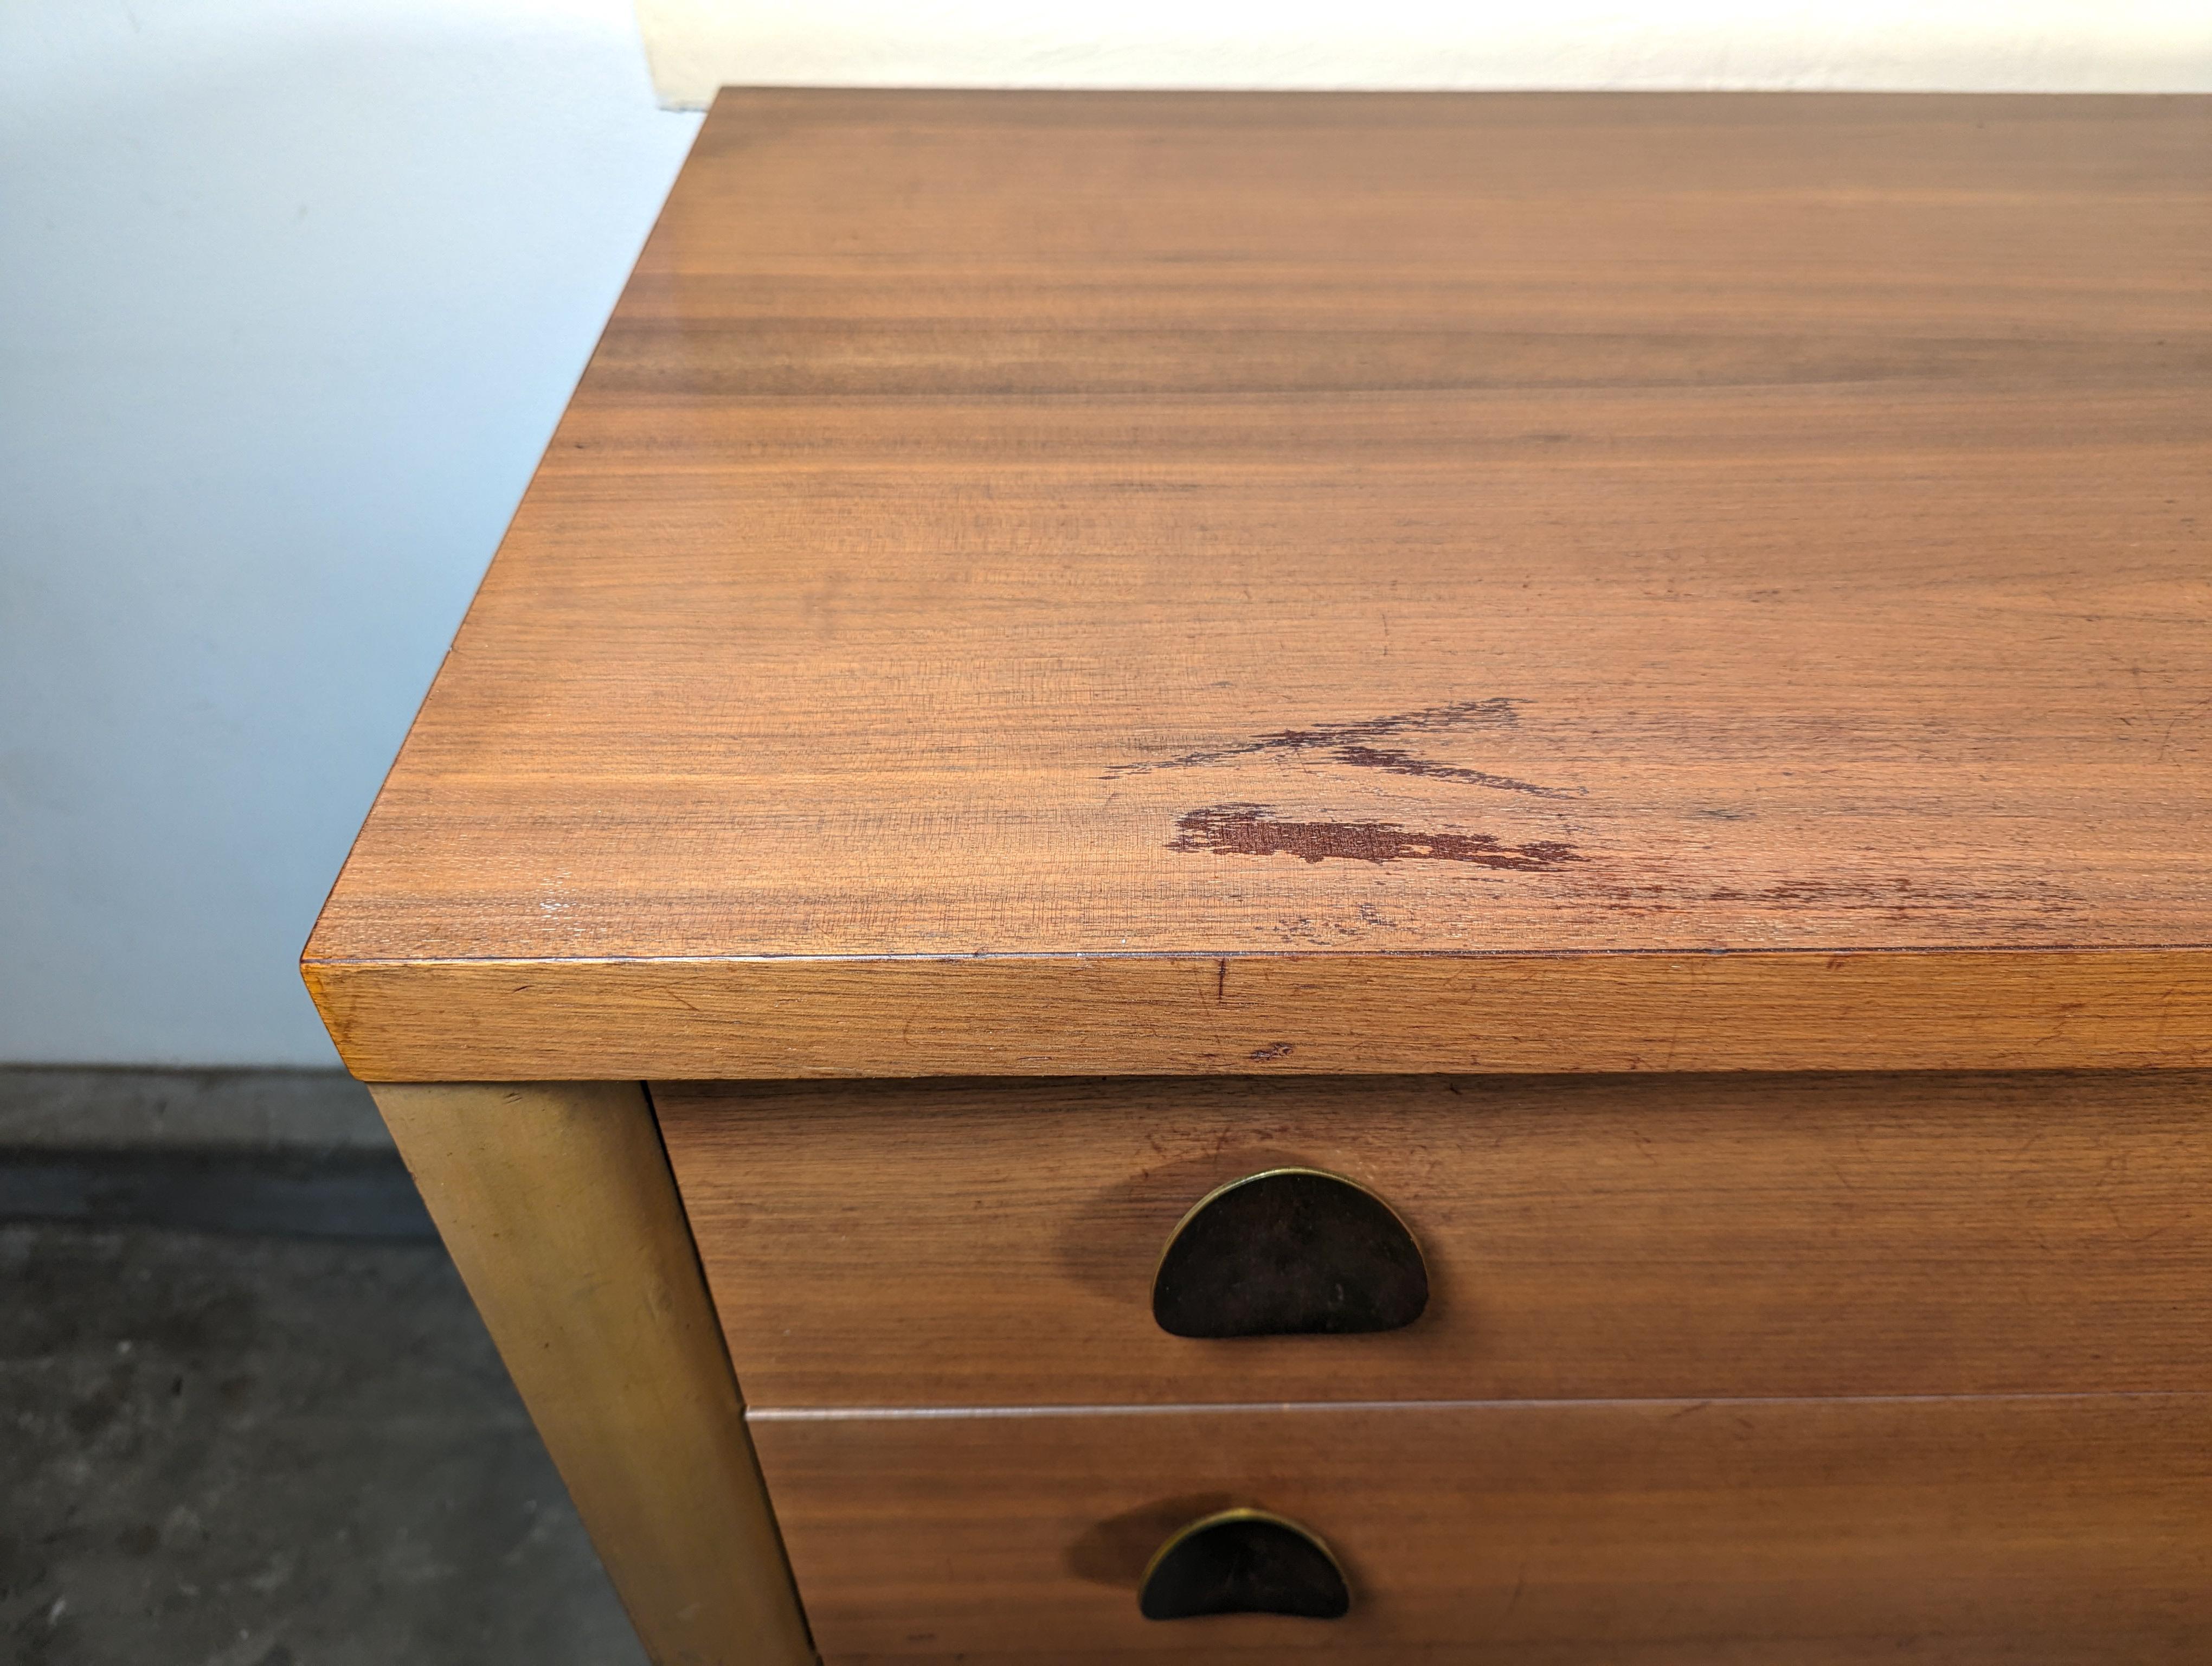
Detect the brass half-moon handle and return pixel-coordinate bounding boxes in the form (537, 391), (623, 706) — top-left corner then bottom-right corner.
(1152, 1167), (1428, 1338)
(1139, 1508), (1350, 1620)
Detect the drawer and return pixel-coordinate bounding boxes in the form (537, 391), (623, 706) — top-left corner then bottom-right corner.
(654, 1070), (2212, 1408)
(752, 1393), (2212, 1663)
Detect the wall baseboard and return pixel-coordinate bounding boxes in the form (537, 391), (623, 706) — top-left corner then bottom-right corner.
(0, 1068), (434, 1239)
(0, 1067), (391, 1153)
(0, 1146), (435, 1240)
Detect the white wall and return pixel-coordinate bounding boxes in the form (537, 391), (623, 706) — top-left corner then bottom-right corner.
(0, 0), (699, 1066)
(641, 1), (2211, 107)
(2, 3), (2205, 1068)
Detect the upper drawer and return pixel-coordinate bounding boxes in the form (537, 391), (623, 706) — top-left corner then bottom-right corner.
(654, 1070), (2212, 1411)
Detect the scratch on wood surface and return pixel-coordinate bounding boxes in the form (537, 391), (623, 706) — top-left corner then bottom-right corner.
(1682, 873), (2085, 922)
(1501, 1553), (1531, 1622)
(1171, 804), (1583, 870)
(1105, 697), (1537, 779)
(1327, 744), (1579, 798)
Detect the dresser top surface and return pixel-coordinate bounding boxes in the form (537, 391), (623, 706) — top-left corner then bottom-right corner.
(305, 91), (2212, 1077)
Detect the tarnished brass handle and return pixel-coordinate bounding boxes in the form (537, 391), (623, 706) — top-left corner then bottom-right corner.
(1139, 1508), (1350, 1620)
(1151, 1167), (1428, 1338)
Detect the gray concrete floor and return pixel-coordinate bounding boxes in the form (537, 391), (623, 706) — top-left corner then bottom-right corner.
(1, 1069), (649, 1666)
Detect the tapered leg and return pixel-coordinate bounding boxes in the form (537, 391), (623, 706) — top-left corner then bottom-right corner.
(370, 1081), (814, 1666)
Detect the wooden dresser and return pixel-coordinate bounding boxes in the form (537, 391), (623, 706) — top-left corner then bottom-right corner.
(303, 91), (2212, 1664)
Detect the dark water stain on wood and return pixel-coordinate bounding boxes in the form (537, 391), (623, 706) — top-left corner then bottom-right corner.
(1105, 697), (1523, 778)
(1171, 804), (1582, 869)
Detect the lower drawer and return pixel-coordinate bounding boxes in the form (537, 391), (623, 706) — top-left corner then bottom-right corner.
(753, 1394), (2212, 1664)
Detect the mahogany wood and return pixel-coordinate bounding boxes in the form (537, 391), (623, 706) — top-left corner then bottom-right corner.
(301, 91), (2212, 1081)
(657, 1069), (2212, 1409)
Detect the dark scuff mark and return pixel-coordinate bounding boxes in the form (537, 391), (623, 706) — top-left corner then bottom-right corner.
(1328, 745), (1578, 799)
(1586, 870), (2081, 925)
(1171, 804), (1582, 869)
(1105, 697), (1523, 778)
(1502, 1555), (1531, 1623)
(1249, 1041), (1295, 1061)
(1216, 958), (1227, 1004)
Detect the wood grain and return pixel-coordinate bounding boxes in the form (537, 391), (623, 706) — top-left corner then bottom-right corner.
(370, 1082), (814, 1666)
(310, 946), (2212, 1080)
(304, 91), (2212, 1079)
(657, 1069), (2212, 1409)
(750, 1393), (2212, 1661)
(821, 1651), (2198, 1666)
(822, 1655), (2167, 1666)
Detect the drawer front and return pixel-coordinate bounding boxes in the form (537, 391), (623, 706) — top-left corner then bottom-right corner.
(753, 1394), (2212, 1662)
(654, 1071), (2212, 1409)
